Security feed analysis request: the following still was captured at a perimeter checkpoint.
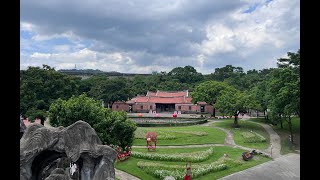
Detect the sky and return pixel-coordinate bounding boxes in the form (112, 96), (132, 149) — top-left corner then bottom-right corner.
(20, 0), (300, 74)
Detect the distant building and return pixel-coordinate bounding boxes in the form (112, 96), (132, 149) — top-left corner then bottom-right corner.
(112, 90), (213, 114)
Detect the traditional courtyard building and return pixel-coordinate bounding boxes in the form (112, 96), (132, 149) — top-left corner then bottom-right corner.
(112, 90), (213, 114)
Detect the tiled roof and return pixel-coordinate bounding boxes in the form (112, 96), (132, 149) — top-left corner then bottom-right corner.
(128, 96), (193, 104)
(146, 91), (157, 96)
(149, 97), (185, 104)
(197, 101), (207, 105)
(127, 90), (207, 104)
(113, 101), (127, 104)
(153, 90), (188, 97)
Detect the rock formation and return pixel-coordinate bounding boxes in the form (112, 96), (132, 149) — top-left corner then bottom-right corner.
(20, 116), (26, 139)
(20, 121), (117, 180)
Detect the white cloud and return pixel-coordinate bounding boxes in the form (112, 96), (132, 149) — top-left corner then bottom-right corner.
(31, 31), (81, 42)
(26, 48), (135, 70)
(53, 45), (71, 52)
(30, 52), (53, 59)
(20, 22), (35, 31)
(197, 24), (236, 56)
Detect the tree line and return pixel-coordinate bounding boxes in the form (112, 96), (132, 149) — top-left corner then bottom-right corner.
(20, 49), (300, 144)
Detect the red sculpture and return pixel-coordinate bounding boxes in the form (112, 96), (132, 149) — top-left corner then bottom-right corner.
(146, 132), (157, 151)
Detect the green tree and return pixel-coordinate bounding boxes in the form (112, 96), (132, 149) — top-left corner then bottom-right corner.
(49, 94), (106, 127)
(191, 81), (237, 117)
(48, 94), (136, 149)
(88, 77), (133, 107)
(25, 108), (48, 124)
(20, 65), (80, 115)
(93, 110), (137, 150)
(208, 65), (244, 81)
(265, 49), (300, 144)
(267, 68), (299, 144)
(168, 65), (203, 84)
(243, 89), (262, 116)
(215, 90), (246, 127)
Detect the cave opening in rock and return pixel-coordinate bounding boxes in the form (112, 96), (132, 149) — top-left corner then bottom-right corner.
(31, 150), (83, 180)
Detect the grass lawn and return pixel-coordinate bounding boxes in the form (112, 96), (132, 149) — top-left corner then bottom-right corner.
(212, 119), (270, 150)
(133, 126), (226, 146)
(249, 117), (300, 154)
(115, 146), (271, 180)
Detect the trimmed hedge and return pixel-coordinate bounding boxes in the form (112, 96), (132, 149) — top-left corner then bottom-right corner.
(131, 147), (214, 162)
(134, 119), (208, 127)
(241, 131), (266, 143)
(138, 160), (228, 180)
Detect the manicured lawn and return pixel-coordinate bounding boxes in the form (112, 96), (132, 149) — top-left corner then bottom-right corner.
(115, 146), (271, 180)
(249, 117), (300, 154)
(212, 119), (270, 150)
(133, 126), (226, 146)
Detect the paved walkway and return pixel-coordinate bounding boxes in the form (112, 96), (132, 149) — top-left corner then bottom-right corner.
(115, 168), (140, 180)
(219, 153), (300, 180)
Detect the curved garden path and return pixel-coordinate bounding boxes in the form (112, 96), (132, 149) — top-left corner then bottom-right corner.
(239, 114), (281, 158)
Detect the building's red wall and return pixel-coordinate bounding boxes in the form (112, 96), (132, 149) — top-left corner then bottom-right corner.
(175, 104), (197, 113)
(195, 104), (214, 114)
(132, 103), (155, 113)
(205, 105), (214, 114)
(112, 103), (129, 112)
(113, 102), (213, 114)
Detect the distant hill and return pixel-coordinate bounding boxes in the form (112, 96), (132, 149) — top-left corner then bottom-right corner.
(57, 69), (151, 77)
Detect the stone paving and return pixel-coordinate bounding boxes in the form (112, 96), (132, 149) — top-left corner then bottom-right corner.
(219, 153), (300, 180)
(115, 168), (140, 180)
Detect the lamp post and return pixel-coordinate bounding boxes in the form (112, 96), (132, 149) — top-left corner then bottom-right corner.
(270, 143), (273, 159)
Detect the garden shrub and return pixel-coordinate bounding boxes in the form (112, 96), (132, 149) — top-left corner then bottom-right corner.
(138, 160), (228, 180)
(131, 147), (214, 162)
(241, 131), (266, 143)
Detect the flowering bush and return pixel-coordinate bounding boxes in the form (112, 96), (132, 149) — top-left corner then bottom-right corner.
(241, 131), (266, 143)
(132, 147), (214, 162)
(110, 145), (132, 161)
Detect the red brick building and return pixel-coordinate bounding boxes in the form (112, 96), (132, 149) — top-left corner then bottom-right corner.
(112, 90), (213, 114)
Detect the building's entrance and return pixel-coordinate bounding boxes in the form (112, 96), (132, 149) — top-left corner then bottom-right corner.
(156, 103), (175, 112)
(200, 105), (205, 113)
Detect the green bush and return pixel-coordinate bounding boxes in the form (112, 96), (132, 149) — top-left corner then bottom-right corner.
(241, 131), (266, 143)
(94, 110), (137, 150)
(138, 160), (228, 180)
(49, 94), (136, 150)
